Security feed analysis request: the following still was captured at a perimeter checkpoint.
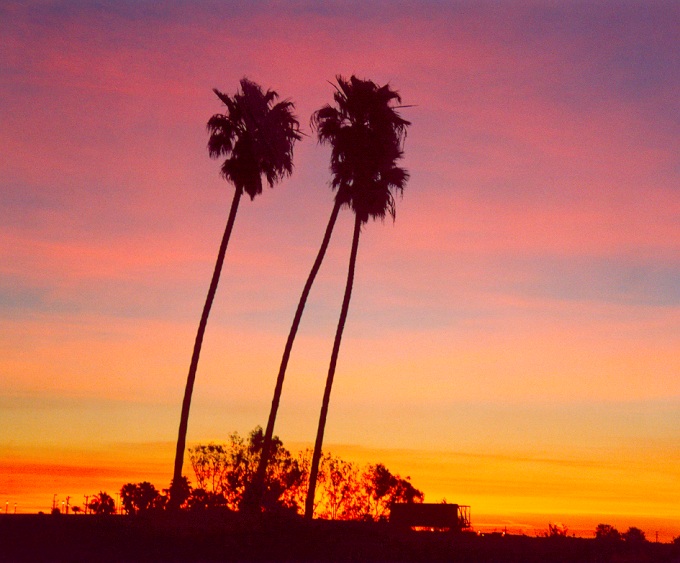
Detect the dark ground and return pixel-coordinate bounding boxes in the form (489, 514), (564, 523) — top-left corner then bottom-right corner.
(1, 513), (678, 562)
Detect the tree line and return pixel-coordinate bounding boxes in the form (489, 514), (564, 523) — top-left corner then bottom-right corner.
(56, 477), (680, 549)
(543, 522), (652, 543)
(170, 74), (411, 518)
(58, 428), (422, 519)
(184, 427), (423, 520)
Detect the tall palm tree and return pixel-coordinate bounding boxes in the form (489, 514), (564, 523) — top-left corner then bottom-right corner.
(304, 76), (410, 519)
(169, 78), (300, 508)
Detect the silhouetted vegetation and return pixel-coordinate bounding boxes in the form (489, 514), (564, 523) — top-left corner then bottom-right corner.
(115, 427), (424, 522)
(544, 522), (569, 537)
(171, 78), (301, 507)
(87, 491), (115, 515)
(623, 526), (647, 544)
(120, 482), (163, 514)
(189, 427), (304, 514)
(595, 523), (622, 542)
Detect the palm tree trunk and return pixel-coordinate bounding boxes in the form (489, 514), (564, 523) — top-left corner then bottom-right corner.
(305, 213), (362, 519)
(244, 198), (343, 513)
(169, 187), (243, 509)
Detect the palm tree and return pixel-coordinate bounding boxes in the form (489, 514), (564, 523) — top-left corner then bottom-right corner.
(304, 76), (410, 519)
(169, 78), (300, 508)
(247, 75), (409, 512)
(88, 491), (116, 515)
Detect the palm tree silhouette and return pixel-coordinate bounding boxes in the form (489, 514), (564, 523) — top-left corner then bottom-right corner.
(303, 76), (410, 519)
(170, 79), (300, 507)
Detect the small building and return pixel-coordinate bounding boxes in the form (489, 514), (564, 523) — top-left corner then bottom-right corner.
(390, 503), (471, 532)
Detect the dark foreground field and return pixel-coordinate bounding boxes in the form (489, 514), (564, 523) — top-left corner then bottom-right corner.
(1, 513), (678, 563)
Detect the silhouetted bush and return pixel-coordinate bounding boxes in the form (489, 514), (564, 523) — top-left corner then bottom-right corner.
(183, 427), (423, 520)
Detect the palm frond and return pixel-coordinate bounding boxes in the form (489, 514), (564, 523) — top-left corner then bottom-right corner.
(207, 78), (301, 199)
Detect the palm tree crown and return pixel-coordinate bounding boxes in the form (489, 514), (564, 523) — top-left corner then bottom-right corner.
(207, 78), (301, 199)
(311, 75), (410, 223)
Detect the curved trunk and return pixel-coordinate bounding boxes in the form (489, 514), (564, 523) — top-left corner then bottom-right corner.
(305, 213), (362, 519)
(244, 198), (343, 513)
(169, 188), (243, 509)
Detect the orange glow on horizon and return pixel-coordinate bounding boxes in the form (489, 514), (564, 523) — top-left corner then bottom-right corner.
(1, 441), (678, 541)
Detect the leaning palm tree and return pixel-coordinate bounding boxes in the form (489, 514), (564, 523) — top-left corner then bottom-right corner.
(303, 76), (410, 519)
(169, 78), (300, 508)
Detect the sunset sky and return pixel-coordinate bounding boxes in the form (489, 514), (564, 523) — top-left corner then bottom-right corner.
(1, 0), (678, 538)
